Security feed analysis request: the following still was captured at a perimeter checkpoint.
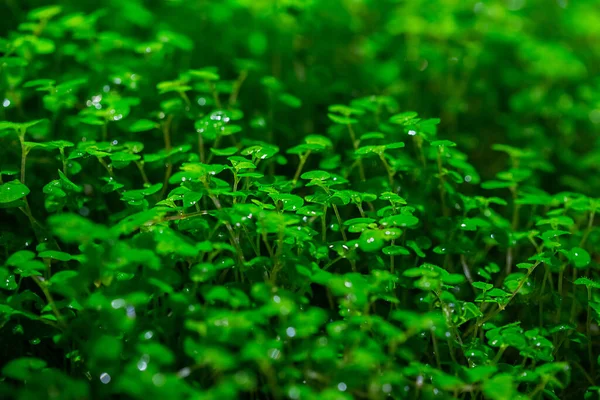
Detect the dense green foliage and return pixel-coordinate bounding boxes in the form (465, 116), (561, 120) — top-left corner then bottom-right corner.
(1, 1), (600, 399)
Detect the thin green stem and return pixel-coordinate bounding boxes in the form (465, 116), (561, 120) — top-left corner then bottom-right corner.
(206, 135), (220, 164)
(292, 151), (311, 186)
(347, 123), (365, 181)
(270, 229), (285, 284)
(331, 204), (347, 242)
(574, 361), (596, 386)
(198, 132), (205, 163)
(202, 181), (245, 267)
(539, 266), (549, 327)
(580, 210), (595, 248)
(356, 203), (366, 218)
(229, 70), (248, 107)
(60, 148), (67, 176)
(460, 254), (473, 285)
(160, 115), (174, 198)
(587, 287), (595, 382)
(97, 157), (115, 178)
(492, 345), (507, 364)
(32, 275), (66, 329)
(322, 205), (327, 242)
(19, 138), (28, 184)
(135, 161), (150, 185)
(180, 91), (192, 109)
(390, 240), (395, 274)
(436, 148), (449, 217)
(569, 268), (578, 324)
(207, 81), (221, 109)
(379, 153), (395, 188)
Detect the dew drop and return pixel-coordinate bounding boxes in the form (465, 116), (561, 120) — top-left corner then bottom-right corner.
(111, 299), (125, 309)
(267, 348), (281, 359)
(137, 355), (149, 371)
(100, 372), (111, 384)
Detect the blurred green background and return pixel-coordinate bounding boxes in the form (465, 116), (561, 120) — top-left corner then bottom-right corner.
(2, 0), (600, 193)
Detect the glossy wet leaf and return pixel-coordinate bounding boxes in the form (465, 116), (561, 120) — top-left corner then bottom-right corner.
(569, 247), (591, 268)
(382, 245), (410, 256)
(241, 144), (279, 160)
(0, 181), (30, 203)
(574, 278), (600, 290)
(6, 250), (36, 267)
(129, 119), (158, 132)
(301, 170), (331, 180)
(389, 111), (418, 125)
(472, 282), (493, 291)
(430, 140), (457, 147)
(271, 193), (304, 211)
(189, 69), (220, 81)
(0, 119), (45, 134)
(380, 214), (419, 227)
(211, 147), (238, 156)
(38, 250), (72, 261)
(327, 113), (358, 125)
(358, 230), (385, 252)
